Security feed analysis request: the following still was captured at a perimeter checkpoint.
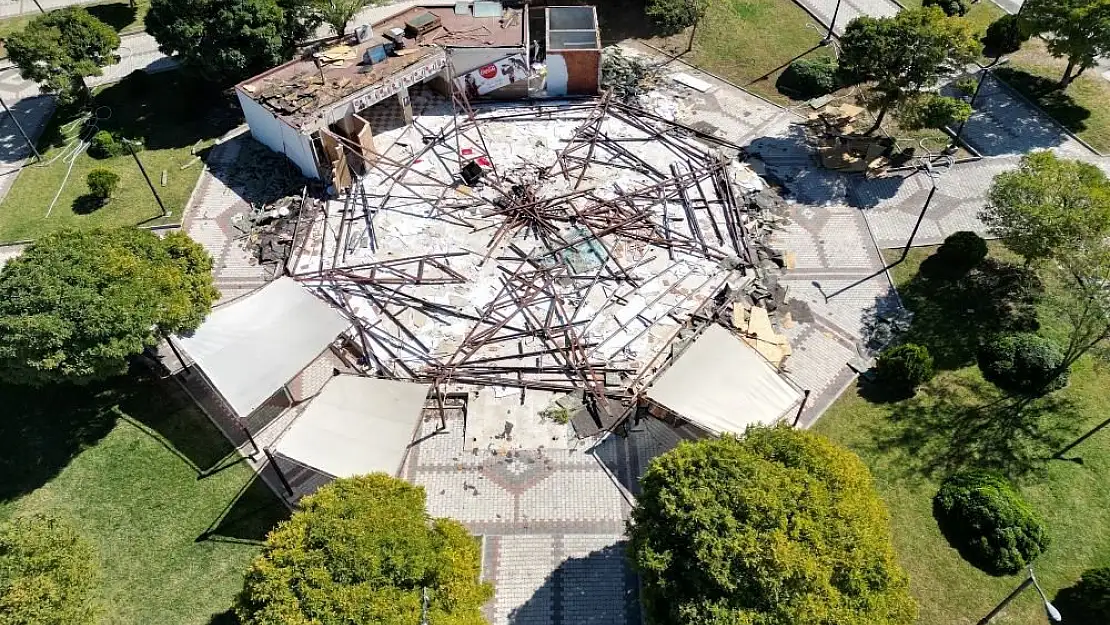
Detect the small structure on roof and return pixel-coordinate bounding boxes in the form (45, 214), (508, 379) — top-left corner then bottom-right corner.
(172, 277), (350, 420)
(644, 324), (804, 436)
(268, 374), (431, 497)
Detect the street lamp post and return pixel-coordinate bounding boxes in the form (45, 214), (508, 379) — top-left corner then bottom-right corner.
(976, 566), (1063, 625)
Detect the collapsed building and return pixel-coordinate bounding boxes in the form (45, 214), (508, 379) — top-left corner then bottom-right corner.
(175, 4), (808, 499)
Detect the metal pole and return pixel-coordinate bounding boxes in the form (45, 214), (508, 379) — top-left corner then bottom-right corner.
(262, 448), (296, 497)
(900, 179), (937, 260)
(976, 576), (1034, 625)
(126, 139), (168, 217)
(792, 389), (812, 427)
(824, 0), (843, 42)
(0, 96), (41, 162)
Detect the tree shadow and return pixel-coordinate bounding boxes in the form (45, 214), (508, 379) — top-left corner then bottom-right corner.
(71, 193), (105, 214)
(1053, 575), (1108, 625)
(867, 374), (1081, 480)
(508, 541), (642, 625)
(85, 2), (138, 32)
(0, 380), (121, 503)
(196, 473), (290, 545)
(205, 610), (239, 625)
(960, 70), (1088, 157)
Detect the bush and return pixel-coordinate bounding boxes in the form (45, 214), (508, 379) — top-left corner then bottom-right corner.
(88, 130), (121, 158)
(955, 76), (979, 98)
(236, 474), (493, 625)
(0, 515), (99, 625)
(978, 333), (1068, 396)
(923, 230), (988, 278)
(629, 427), (918, 625)
(776, 57), (841, 99)
(983, 14), (1031, 56)
(646, 0), (701, 34)
(875, 343), (934, 395)
(1056, 567), (1110, 625)
(957, 258), (1044, 332)
(923, 0), (969, 16)
(899, 93), (973, 131)
(933, 471), (1049, 576)
(86, 169), (119, 200)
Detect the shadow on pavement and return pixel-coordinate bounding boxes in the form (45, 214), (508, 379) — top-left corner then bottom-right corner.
(508, 542), (642, 625)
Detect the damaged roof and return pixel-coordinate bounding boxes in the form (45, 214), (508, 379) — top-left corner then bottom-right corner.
(237, 3), (525, 130)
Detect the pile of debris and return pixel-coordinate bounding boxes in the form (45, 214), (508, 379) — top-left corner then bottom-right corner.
(600, 47), (662, 104)
(285, 92), (795, 437)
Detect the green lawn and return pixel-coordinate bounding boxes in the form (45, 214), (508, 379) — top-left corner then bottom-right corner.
(0, 1), (149, 59)
(643, 0), (832, 105)
(0, 70), (240, 243)
(898, 0), (1004, 37)
(993, 38), (1110, 154)
(0, 374), (289, 624)
(814, 244), (1110, 625)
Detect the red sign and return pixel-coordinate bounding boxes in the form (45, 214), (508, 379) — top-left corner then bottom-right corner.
(479, 64), (498, 79)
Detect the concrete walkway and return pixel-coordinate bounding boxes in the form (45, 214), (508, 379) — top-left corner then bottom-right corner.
(796, 0), (900, 36)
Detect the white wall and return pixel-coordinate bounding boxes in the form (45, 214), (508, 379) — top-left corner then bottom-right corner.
(236, 90), (320, 179)
(448, 46), (524, 78)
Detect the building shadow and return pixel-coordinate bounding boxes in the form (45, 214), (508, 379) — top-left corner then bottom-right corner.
(508, 542), (642, 625)
(202, 135), (307, 215)
(196, 472), (291, 545)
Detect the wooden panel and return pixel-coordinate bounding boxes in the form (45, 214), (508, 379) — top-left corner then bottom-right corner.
(561, 50), (600, 95)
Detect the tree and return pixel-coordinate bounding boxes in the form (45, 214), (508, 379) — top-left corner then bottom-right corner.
(982, 151), (1110, 265)
(777, 57), (841, 99)
(978, 333), (1069, 396)
(146, 0), (315, 85)
(628, 427), (918, 625)
(6, 7), (120, 105)
(898, 93), (973, 132)
(0, 515), (99, 625)
(982, 14), (1032, 57)
(1022, 0), (1110, 88)
(933, 471), (1049, 576)
(875, 343), (935, 395)
(955, 258), (1043, 332)
(313, 0), (375, 36)
(0, 228), (218, 386)
(839, 7), (980, 134)
(647, 0), (711, 42)
(236, 474), (492, 625)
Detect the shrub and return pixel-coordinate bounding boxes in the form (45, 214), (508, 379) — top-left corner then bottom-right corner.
(955, 76), (979, 98)
(646, 0), (702, 34)
(86, 169), (119, 200)
(983, 14), (1031, 56)
(978, 333), (1068, 396)
(957, 258), (1044, 332)
(236, 474), (493, 625)
(629, 427), (918, 625)
(88, 130), (121, 158)
(776, 57), (841, 99)
(899, 93), (973, 131)
(924, 230), (988, 278)
(875, 343), (934, 395)
(0, 515), (99, 625)
(923, 0), (969, 17)
(933, 471), (1049, 576)
(1056, 567), (1110, 625)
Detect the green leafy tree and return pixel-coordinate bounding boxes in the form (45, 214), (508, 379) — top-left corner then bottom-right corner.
(6, 7), (120, 105)
(899, 93), (973, 132)
(923, 0), (969, 17)
(982, 151), (1110, 264)
(839, 7), (980, 133)
(922, 230), (988, 278)
(0, 228), (219, 386)
(647, 0), (712, 40)
(0, 515), (99, 625)
(978, 333), (1069, 396)
(236, 474), (492, 625)
(313, 0), (379, 35)
(629, 427), (918, 625)
(955, 258), (1043, 332)
(146, 0), (315, 84)
(933, 471), (1049, 576)
(982, 14), (1032, 57)
(1022, 0), (1110, 87)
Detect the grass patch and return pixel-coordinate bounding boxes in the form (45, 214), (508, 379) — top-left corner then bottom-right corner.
(642, 0), (831, 105)
(0, 373), (289, 624)
(994, 37), (1110, 154)
(0, 69), (240, 243)
(815, 244), (1110, 624)
(898, 0), (1005, 38)
(0, 0), (149, 59)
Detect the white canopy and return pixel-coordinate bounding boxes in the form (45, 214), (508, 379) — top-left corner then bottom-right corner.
(273, 375), (431, 478)
(645, 324), (802, 436)
(174, 277), (350, 417)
